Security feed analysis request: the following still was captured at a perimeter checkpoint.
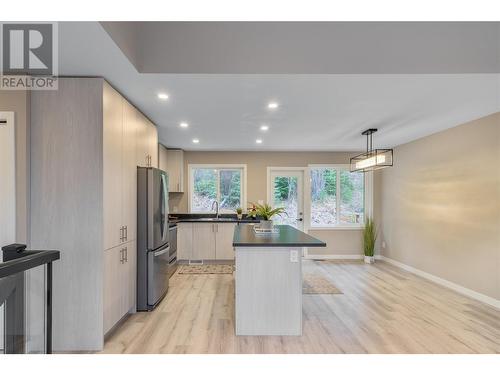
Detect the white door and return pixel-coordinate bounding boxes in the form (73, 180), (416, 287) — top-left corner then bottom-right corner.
(268, 169), (304, 230)
(0, 112), (16, 249)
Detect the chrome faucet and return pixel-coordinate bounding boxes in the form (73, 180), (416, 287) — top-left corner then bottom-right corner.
(211, 201), (219, 218)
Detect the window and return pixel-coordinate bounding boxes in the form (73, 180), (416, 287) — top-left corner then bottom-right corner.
(310, 166), (366, 228)
(189, 165), (246, 213)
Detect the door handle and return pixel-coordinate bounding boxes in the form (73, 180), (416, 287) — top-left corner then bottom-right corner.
(154, 246), (170, 257)
(296, 218), (303, 221)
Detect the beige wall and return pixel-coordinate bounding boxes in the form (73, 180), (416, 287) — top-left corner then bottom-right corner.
(0, 91), (30, 244)
(380, 113), (500, 300)
(169, 151), (378, 256)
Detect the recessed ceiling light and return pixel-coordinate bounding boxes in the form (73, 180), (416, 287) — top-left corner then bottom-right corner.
(256, 139), (263, 144)
(260, 125), (269, 131)
(157, 93), (169, 100)
(180, 122), (189, 128)
(192, 138), (200, 144)
(267, 102), (279, 109)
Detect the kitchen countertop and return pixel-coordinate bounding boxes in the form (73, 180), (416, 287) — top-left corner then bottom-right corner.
(232, 224), (326, 248)
(169, 214), (259, 225)
(170, 218), (257, 224)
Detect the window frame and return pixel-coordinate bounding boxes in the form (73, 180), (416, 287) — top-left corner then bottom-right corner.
(188, 164), (247, 213)
(307, 164), (373, 230)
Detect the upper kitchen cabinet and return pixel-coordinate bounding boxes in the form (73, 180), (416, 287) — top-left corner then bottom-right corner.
(165, 149), (184, 193)
(136, 111), (158, 168)
(158, 143), (168, 173)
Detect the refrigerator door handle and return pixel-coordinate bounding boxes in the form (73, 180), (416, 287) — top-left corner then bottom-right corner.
(154, 246), (170, 257)
(161, 173), (169, 242)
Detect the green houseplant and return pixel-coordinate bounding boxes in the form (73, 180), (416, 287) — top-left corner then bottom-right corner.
(235, 207), (243, 220)
(253, 203), (286, 229)
(363, 217), (377, 264)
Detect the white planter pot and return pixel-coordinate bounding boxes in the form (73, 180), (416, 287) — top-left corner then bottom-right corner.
(364, 256), (375, 264)
(259, 220), (274, 230)
(237, 214), (243, 220)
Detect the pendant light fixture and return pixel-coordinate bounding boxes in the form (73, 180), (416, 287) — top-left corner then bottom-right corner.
(350, 128), (393, 172)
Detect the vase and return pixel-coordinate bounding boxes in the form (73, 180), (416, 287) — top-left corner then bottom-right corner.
(364, 256), (375, 264)
(259, 220), (273, 230)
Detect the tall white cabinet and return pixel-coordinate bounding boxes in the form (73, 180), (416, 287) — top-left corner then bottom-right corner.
(30, 78), (158, 351)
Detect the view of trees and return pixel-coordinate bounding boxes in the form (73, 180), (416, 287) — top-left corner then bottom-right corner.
(311, 168), (337, 225)
(192, 168), (241, 212)
(191, 166), (363, 223)
(273, 176), (298, 226)
(310, 168), (364, 226)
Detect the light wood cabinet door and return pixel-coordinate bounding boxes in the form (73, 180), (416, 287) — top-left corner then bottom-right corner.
(165, 149), (184, 192)
(215, 223), (236, 260)
(192, 223), (216, 260)
(124, 240), (136, 313)
(135, 111), (150, 167)
(122, 100), (137, 242)
(177, 223), (193, 260)
(104, 245), (125, 333)
(103, 83), (124, 250)
(104, 241), (135, 334)
(147, 121), (158, 168)
(158, 144), (168, 173)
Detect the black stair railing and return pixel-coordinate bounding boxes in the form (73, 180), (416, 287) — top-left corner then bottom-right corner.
(0, 244), (60, 354)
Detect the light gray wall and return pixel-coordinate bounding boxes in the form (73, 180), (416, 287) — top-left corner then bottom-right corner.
(380, 112), (500, 300)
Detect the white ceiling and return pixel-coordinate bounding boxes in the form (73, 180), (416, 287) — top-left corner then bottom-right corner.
(58, 22), (500, 151)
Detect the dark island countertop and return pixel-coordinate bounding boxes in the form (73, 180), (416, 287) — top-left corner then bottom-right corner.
(233, 224), (326, 248)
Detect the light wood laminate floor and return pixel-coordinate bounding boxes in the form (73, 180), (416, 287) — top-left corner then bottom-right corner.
(102, 260), (500, 354)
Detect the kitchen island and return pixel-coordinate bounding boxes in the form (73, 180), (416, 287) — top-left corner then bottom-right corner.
(232, 224), (326, 336)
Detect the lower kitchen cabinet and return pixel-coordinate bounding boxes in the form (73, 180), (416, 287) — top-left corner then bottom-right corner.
(177, 223), (193, 260)
(192, 223), (216, 260)
(215, 223), (236, 260)
(177, 222), (236, 261)
(104, 240), (136, 334)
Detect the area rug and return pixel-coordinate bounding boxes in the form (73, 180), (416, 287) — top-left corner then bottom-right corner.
(302, 273), (342, 294)
(177, 264), (234, 274)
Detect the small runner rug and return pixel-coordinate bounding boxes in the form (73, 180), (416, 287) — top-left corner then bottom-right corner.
(302, 273), (342, 294)
(177, 264), (234, 274)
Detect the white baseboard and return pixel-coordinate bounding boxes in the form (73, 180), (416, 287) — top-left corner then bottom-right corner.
(304, 254), (363, 260)
(379, 256), (500, 310)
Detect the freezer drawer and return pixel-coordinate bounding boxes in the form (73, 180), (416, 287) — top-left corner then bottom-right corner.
(147, 244), (170, 307)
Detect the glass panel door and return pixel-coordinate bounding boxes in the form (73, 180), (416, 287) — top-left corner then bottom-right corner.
(269, 170), (304, 230)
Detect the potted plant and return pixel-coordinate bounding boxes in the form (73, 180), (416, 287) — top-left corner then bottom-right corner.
(235, 207), (243, 220)
(247, 204), (258, 220)
(253, 203), (286, 230)
(363, 217), (377, 264)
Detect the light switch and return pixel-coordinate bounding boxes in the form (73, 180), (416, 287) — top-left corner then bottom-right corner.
(290, 250), (299, 263)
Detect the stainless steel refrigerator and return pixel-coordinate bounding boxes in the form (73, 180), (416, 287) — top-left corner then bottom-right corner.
(137, 167), (170, 311)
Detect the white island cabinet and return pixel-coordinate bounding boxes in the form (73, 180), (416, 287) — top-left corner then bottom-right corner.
(233, 224), (326, 336)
